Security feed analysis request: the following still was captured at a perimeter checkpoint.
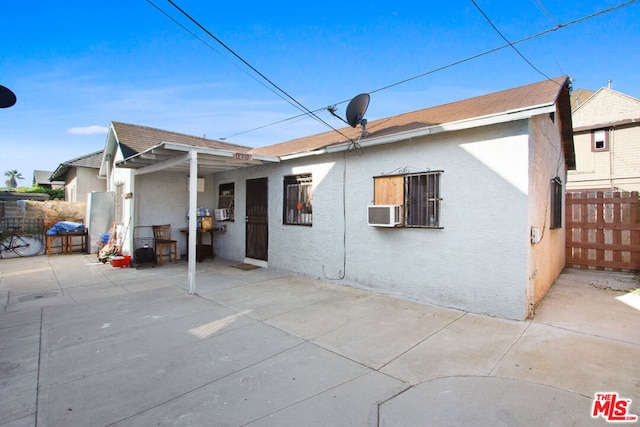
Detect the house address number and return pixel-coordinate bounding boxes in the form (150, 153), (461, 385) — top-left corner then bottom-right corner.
(234, 153), (253, 161)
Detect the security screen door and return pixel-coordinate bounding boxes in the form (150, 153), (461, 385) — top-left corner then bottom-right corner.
(245, 177), (268, 261)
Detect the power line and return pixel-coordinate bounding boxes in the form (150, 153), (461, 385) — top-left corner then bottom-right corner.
(164, 0), (356, 143)
(145, 0), (296, 110)
(147, 0), (352, 141)
(370, 0), (637, 95)
(151, 0), (638, 140)
(470, 0), (556, 83)
(530, 0), (560, 27)
(223, 107), (326, 139)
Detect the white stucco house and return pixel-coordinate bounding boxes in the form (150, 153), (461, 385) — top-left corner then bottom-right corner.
(98, 76), (574, 320)
(96, 121), (279, 262)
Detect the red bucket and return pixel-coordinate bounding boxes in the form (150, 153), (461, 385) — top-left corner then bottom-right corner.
(112, 255), (131, 268)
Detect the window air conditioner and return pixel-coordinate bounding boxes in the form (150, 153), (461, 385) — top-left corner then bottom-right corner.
(367, 205), (402, 227)
(214, 209), (230, 221)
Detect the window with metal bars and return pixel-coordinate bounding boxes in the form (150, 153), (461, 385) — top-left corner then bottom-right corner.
(283, 174), (313, 226)
(404, 171), (442, 228)
(550, 177), (563, 229)
(218, 183), (235, 221)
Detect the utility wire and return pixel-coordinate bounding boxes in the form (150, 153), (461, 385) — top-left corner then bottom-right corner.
(152, 0), (637, 140)
(165, 0), (355, 143)
(223, 107), (327, 139)
(530, 0), (560, 27)
(370, 0), (637, 95)
(470, 0), (556, 83)
(145, 0), (293, 108)
(147, 0), (333, 140)
(148, 0), (355, 141)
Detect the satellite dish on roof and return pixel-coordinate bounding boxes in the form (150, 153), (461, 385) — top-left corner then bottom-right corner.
(345, 93), (370, 128)
(327, 93), (370, 138)
(0, 85), (16, 108)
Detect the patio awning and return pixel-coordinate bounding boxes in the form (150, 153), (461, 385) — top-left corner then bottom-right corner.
(114, 141), (278, 295)
(115, 141), (279, 175)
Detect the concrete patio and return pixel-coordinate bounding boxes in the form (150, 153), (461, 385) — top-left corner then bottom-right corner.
(1, 254), (639, 426)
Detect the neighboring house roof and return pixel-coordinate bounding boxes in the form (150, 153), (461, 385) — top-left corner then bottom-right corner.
(570, 88), (596, 111)
(251, 76), (574, 167)
(50, 150), (104, 181)
(572, 87), (640, 131)
(33, 170), (64, 187)
(111, 122), (253, 159)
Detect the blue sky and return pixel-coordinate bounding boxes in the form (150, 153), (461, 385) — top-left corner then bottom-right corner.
(1, 1), (639, 186)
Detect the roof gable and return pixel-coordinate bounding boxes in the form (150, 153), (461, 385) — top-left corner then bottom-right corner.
(111, 122), (252, 159)
(33, 170), (64, 186)
(572, 88), (640, 129)
(251, 76), (569, 157)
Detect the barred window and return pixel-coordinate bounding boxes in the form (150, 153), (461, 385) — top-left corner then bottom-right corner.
(404, 172), (442, 228)
(550, 177), (563, 229)
(218, 183), (235, 221)
(373, 170), (442, 228)
(283, 174), (312, 226)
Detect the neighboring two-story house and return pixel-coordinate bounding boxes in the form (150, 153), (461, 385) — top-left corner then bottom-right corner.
(567, 87), (640, 192)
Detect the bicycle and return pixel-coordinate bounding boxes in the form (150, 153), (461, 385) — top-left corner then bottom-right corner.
(0, 226), (44, 258)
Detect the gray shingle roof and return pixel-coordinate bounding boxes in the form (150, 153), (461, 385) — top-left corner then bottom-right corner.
(33, 170), (64, 186)
(50, 150), (104, 181)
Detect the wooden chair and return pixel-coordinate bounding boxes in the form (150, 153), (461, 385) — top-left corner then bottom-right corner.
(44, 221), (67, 256)
(66, 218), (88, 254)
(152, 224), (177, 266)
(67, 231), (88, 254)
(46, 234), (67, 256)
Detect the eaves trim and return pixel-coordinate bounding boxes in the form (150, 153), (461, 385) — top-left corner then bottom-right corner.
(282, 102), (556, 160)
(573, 118), (640, 133)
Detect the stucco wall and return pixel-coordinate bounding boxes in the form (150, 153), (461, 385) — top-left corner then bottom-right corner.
(75, 167), (105, 202)
(66, 167), (105, 204)
(134, 171), (216, 257)
(64, 168), (79, 203)
(214, 120), (534, 319)
(527, 114), (567, 317)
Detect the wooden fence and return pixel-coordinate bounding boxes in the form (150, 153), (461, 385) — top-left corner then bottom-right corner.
(565, 191), (640, 271)
(0, 217), (45, 235)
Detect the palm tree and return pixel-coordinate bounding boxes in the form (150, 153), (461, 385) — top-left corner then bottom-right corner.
(4, 170), (24, 189)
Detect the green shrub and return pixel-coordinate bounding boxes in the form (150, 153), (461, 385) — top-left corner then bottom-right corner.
(15, 186), (65, 200)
